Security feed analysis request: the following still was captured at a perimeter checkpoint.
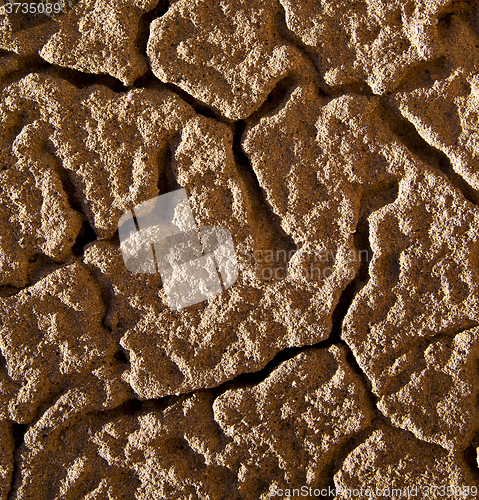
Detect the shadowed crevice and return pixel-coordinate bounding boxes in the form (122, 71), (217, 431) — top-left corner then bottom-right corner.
(133, 69), (230, 123)
(330, 180), (399, 345)
(328, 238), (371, 344)
(46, 143), (84, 213)
(328, 80), (375, 97)
(8, 423), (28, 500)
(136, 0), (170, 57)
(102, 338), (378, 417)
(465, 429), (479, 481)
(114, 349), (129, 365)
(115, 398), (144, 416)
(130, 69), (160, 90)
(232, 119), (297, 267)
(72, 220), (97, 257)
(0, 347), (7, 373)
(0, 54), (50, 88)
(274, 2), (331, 97)
(11, 423), (28, 450)
(157, 141), (181, 196)
(246, 74), (297, 123)
(310, 181), (402, 486)
(463, 444), (479, 483)
(46, 64), (127, 92)
(380, 99), (479, 206)
(163, 81), (230, 123)
(0, 54), (127, 92)
(0, 286), (21, 298)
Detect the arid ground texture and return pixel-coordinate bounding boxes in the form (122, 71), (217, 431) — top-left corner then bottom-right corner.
(1, 0), (479, 498)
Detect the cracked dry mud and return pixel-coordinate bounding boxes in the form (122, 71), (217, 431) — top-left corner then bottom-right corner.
(0, 0), (479, 499)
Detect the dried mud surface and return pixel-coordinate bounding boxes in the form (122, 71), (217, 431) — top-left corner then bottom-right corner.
(0, 0), (479, 498)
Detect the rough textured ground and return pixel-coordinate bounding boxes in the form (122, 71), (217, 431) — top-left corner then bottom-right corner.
(0, 0), (479, 498)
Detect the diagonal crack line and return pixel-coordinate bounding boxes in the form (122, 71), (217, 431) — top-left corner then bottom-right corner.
(7, 423), (28, 500)
(43, 136), (84, 212)
(136, 0), (169, 57)
(232, 119), (297, 260)
(329, 230), (371, 345)
(319, 181), (401, 411)
(0, 285), (20, 298)
(246, 74), (298, 123)
(329, 179), (399, 345)
(83, 340), (375, 421)
(0, 54), (50, 88)
(42, 135), (99, 256)
(162, 80), (230, 123)
(156, 139), (180, 197)
(275, 1), (330, 95)
(380, 99), (479, 206)
(0, 53), (127, 92)
(134, 69), (232, 124)
(47, 63), (127, 92)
